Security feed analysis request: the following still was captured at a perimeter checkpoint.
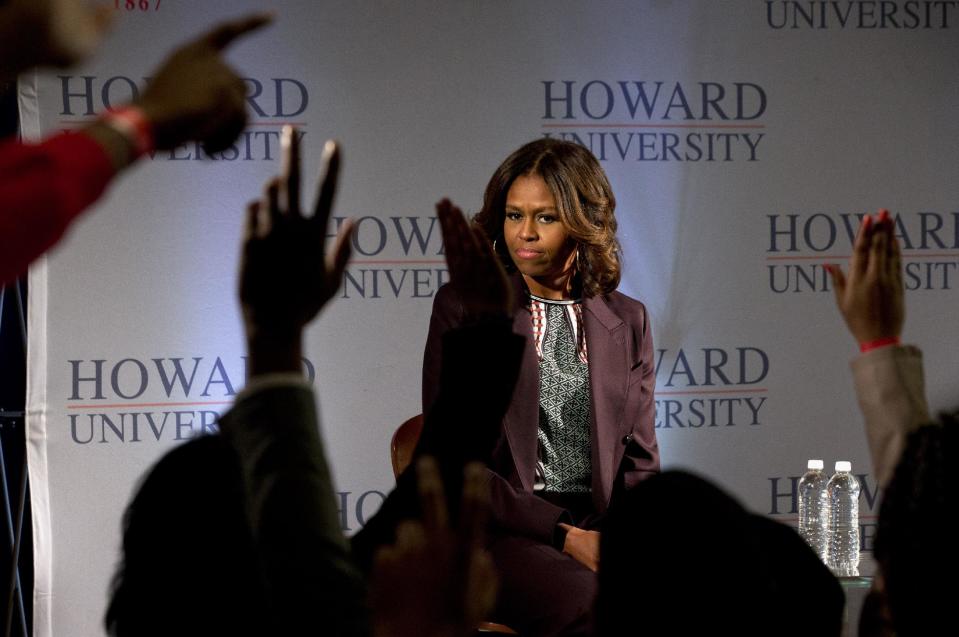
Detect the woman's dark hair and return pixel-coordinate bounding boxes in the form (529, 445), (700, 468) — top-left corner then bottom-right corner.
(472, 138), (621, 297)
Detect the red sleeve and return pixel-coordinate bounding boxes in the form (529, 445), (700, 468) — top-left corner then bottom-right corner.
(0, 132), (116, 284)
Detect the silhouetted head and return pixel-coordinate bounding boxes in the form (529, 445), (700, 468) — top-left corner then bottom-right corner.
(105, 435), (267, 637)
(597, 470), (842, 636)
(875, 415), (957, 636)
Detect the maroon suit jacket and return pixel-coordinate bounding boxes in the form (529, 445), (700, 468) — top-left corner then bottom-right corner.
(422, 276), (659, 545)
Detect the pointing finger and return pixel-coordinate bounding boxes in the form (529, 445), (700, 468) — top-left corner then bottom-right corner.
(326, 219), (355, 292)
(850, 214), (873, 277)
(826, 263), (846, 309)
(201, 13), (273, 51)
(243, 200), (261, 240)
(889, 217), (903, 289)
(459, 462), (488, 554)
(868, 218), (888, 281)
(281, 126), (302, 216)
(265, 177), (281, 223)
(416, 456), (448, 536)
(313, 140), (340, 226)
(437, 198), (474, 280)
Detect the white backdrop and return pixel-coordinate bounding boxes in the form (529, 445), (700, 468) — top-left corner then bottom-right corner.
(21, 1), (959, 635)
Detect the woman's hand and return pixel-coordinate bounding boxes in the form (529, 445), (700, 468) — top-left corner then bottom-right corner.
(826, 209), (904, 346)
(559, 523), (600, 572)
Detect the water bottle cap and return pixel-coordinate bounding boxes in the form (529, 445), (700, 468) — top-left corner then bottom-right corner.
(835, 461), (852, 472)
(807, 459), (824, 470)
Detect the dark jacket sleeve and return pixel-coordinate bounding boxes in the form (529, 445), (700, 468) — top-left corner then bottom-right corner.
(619, 299), (660, 492)
(221, 384), (370, 637)
(486, 472), (573, 544)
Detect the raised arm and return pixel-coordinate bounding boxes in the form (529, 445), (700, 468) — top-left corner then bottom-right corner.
(220, 128), (368, 636)
(828, 209), (904, 346)
(420, 210), (575, 548)
(827, 209), (929, 487)
(352, 199), (525, 570)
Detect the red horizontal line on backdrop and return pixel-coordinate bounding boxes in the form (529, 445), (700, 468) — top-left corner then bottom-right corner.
(57, 119), (307, 127)
(767, 252), (959, 262)
(348, 260), (446, 265)
(67, 401), (232, 409)
(656, 388), (768, 396)
(541, 123), (766, 129)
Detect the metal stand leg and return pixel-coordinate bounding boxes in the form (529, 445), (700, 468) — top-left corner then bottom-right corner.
(1, 438), (28, 637)
(1, 282), (29, 637)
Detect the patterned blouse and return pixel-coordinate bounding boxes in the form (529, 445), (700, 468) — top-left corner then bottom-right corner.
(530, 295), (592, 494)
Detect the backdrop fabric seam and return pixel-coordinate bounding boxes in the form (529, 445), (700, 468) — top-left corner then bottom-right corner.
(20, 68), (55, 637)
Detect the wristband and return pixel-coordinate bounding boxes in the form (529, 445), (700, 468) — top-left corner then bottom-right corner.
(100, 106), (155, 159)
(860, 336), (900, 353)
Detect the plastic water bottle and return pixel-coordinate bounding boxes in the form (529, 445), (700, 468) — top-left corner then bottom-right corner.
(798, 459), (827, 561)
(826, 461), (861, 576)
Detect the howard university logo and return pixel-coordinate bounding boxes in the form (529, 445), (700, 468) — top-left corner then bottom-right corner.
(539, 80), (767, 162)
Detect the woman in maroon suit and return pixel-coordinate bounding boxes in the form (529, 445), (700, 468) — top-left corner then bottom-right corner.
(422, 138), (659, 636)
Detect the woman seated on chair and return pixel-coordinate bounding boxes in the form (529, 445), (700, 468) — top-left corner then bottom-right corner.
(422, 138), (659, 637)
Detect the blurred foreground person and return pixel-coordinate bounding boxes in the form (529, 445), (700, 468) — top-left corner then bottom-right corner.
(872, 416), (956, 637)
(597, 471), (843, 637)
(0, 2), (271, 284)
(0, 0), (112, 77)
(106, 131), (364, 637)
(107, 130), (497, 637)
